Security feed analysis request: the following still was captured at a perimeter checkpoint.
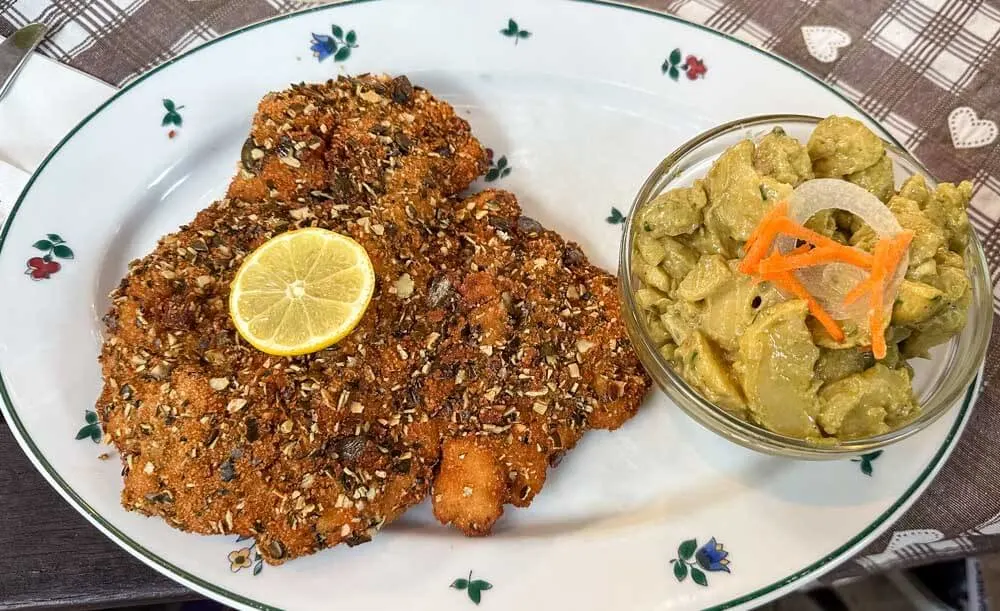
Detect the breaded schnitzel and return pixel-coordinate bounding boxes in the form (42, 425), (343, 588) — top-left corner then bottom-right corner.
(97, 74), (650, 564)
(99, 74), (487, 563)
(428, 190), (650, 534)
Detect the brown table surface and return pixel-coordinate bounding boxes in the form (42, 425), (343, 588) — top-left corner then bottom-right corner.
(0, 418), (191, 610)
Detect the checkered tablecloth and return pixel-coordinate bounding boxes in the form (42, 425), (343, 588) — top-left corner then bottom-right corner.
(2, 0), (1000, 583)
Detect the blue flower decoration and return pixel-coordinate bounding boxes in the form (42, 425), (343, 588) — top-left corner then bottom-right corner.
(310, 33), (337, 61)
(695, 537), (730, 573)
(310, 25), (357, 62)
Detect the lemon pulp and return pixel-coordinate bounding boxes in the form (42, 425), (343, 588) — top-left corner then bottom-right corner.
(229, 228), (375, 356)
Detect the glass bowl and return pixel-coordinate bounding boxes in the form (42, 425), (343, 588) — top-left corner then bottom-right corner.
(618, 114), (992, 459)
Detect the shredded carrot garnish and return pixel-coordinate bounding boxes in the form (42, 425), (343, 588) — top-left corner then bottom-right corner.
(744, 201), (788, 253)
(740, 230), (776, 274)
(757, 244), (874, 275)
(740, 209), (873, 277)
(760, 269), (846, 342)
(738, 199), (912, 351)
(765, 218), (875, 266)
(867, 239), (892, 359)
(847, 232), (914, 304)
(739, 202), (792, 274)
(885, 231), (914, 273)
(865, 231), (914, 359)
(870, 312), (886, 359)
(756, 244), (811, 273)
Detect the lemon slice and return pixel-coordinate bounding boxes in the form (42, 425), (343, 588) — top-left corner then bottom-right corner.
(229, 228), (375, 356)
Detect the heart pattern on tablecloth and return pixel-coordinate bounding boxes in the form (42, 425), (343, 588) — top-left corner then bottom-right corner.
(801, 26), (851, 63)
(884, 529), (945, 553)
(948, 107), (998, 149)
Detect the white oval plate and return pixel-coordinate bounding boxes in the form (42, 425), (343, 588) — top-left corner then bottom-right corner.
(0, 1), (981, 610)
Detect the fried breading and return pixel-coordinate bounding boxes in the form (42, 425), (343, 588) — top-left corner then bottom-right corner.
(98, 74), (650, 564)
(429, 190), (650, 534)
(99, 74), (487, 563)
(227, 75), (483, 207)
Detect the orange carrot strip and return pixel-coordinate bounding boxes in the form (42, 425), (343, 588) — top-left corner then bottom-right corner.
(869, 231), (914, 360)
(740, 208), (911, 352)
(866, 238), (895, 360)
(758, 244), (874, 275)
(739, 202), (791, 275)
(759, 244), (812, 266)
(762, 270), (846, 342)
(787, 244), (813, 256)
(740, 228), (777, 274)
(766, 217), (844, 249)
(744, 214), (874, 276)
(810, 302), (847, 343)
(744, 201), (788, 252)
(741, 220), (795, 274)
(870, 310), (886, 359)
(884, 231), (914, 273)
(739, 223), (780, 274)
(754, 245), (809, 277)
(842, 231), (914, 308)
(766, 218), (875, 266)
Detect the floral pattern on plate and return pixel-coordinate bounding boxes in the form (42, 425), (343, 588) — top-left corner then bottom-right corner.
(451, 572), (493, 605)
(853, 450), (884, 476)
(671, 537), (731, 586)
(606, 207), (627, 225)
(26, 234), (73, 280)
(228, 535), (264, 576)
(162, 99), (183, 139)
(484, 149), (511, 182)
(311, 24), (358, 62)
(500, 18), (531, 44)
(662, 48), (708, 80)
(75, 410), (101, 443)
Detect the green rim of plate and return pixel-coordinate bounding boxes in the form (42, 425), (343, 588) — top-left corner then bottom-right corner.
(0, 1), (982, 609)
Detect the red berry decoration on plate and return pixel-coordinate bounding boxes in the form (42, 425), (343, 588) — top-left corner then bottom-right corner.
(684, 55), (707, 80)
(25, 234), (74, 281)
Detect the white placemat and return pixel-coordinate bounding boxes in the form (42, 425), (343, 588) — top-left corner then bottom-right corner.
(0, 161), (28, 224)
